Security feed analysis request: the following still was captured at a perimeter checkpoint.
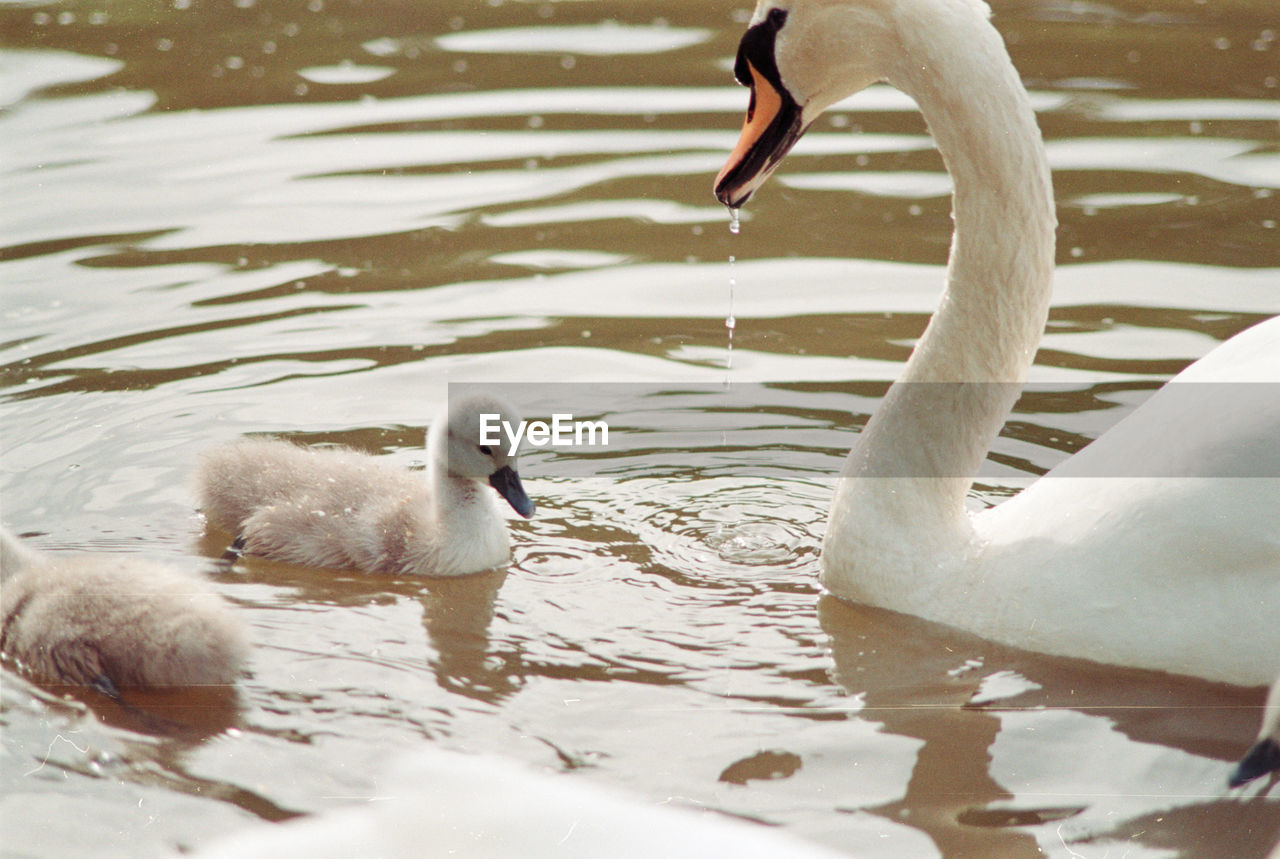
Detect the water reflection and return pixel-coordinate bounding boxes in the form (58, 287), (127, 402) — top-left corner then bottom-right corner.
(821, 596), (1278, 855)
(418, 570), (512, 701)
(822, 598), (1042, 856)
(3, 672), (243, 742)
(199, 526), (513, 702)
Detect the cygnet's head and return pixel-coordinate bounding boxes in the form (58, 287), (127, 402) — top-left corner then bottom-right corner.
(434, 394), (536, 519)
(1229, 676), (1280, 788)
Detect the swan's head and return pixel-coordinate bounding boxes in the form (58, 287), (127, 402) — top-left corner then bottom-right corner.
(1228, 676), (1280, 788)
(435, 394), (536, 519)
(715, 0), (899, 208)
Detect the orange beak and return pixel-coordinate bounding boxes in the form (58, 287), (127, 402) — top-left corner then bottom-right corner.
(714, 60), (805, 209)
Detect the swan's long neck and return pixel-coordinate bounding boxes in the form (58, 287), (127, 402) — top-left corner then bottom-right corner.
(831, 5), (1056, 545)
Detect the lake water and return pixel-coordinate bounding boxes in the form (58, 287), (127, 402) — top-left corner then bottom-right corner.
(1, 0), (1278, 856)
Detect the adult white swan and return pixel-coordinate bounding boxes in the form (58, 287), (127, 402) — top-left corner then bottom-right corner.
(187, 746), (846, 859)
(715, 0), (1280, 685)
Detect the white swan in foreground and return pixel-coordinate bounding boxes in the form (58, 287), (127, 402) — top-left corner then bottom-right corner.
(1230, 675), (1280, 788)
(187, 746), (845, 859)
(0, 527), (248, 689)
(197, 394), (535, 577)
(715, 0), (1280, 684)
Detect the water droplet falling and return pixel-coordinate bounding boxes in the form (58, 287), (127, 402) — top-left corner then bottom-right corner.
(725, 254), (737, 375)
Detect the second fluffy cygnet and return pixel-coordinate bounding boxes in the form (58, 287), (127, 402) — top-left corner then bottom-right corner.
(1, 528), (249, 690)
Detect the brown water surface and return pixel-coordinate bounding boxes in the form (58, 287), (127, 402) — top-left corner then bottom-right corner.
(2, 0), (1278, 856)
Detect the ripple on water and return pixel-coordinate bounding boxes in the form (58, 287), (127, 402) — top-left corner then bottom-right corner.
(529, 476), (827, 588)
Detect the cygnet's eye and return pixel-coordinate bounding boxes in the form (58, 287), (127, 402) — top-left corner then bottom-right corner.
(478, 445), (493, 456)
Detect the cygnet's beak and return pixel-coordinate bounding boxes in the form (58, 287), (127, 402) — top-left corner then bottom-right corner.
(489, 465), (535, 518)
(1228, 737), (1280, 788)
(714, 59), (805, 209)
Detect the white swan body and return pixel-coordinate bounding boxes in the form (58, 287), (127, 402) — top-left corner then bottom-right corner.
(716, 0), (1280, 685)
(0, 527), (248, 688)
(188, 746), (846, 859)
(196, 394), (535, 577)
(1230, 674), (1280, 788)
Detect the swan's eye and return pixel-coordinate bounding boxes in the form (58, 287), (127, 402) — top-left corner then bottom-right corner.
(478, 445), (493, 456)
(734, 8), (788, 87)
(733, 10), (789, 127)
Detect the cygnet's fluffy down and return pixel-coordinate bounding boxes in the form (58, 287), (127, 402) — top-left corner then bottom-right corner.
(195, 394), (535, 577)
(0, 528), (248, 688)
(1230, 675), (1280, 788)
(187, 746), (847, 859)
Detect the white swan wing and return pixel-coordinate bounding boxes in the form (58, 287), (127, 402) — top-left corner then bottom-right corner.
(1047, 315), (1280, 480)
(975, 317), (1280, 683)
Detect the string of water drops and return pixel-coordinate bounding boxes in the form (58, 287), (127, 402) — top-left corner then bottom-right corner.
(721, 208), (741, 449)
(725, 208), (740, 385)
